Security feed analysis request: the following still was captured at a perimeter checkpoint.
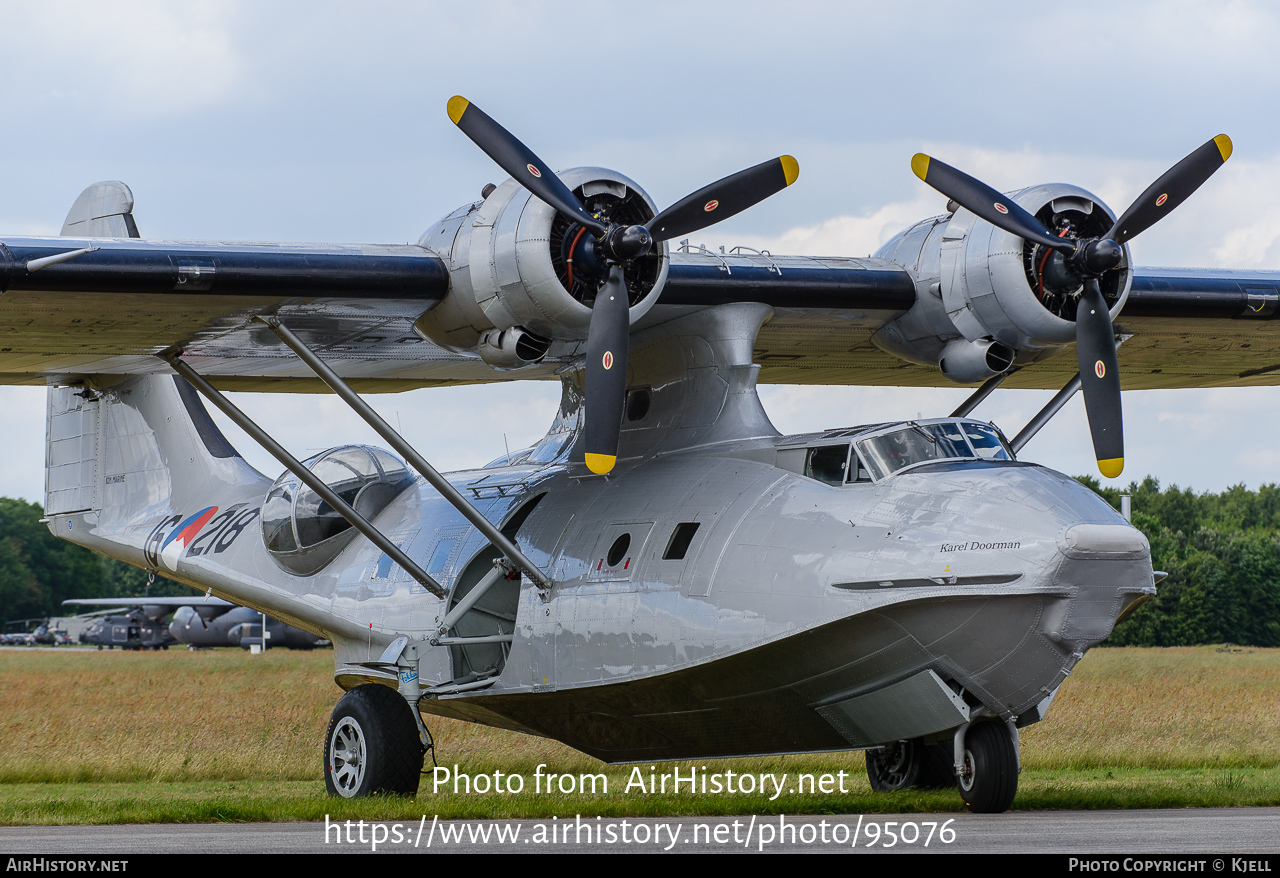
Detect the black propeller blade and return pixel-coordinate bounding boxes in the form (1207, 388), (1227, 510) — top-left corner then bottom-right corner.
(910, 154), (1071, 253)
(910, 136), (1233, 478)
(1076, 278), (1123, 478)
(583, 266), (629, 474)
(1106, 135), (1233, 246)
(448, 96), (608, 237)
(649, 157), (800, 243)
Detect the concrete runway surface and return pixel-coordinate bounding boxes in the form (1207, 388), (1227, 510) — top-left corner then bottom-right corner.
(1, 809), (1278, 854)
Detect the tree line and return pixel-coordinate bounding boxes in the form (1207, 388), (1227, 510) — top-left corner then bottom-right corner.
(0, 497), (186, 628)
(1077, 475), (1280, 647)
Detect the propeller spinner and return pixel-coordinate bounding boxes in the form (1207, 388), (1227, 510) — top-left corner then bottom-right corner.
(912, 135), (1232, 478)
(448, 96), (799, 474)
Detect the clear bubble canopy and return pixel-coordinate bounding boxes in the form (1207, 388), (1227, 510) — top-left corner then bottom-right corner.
(261, 445), (414, 575)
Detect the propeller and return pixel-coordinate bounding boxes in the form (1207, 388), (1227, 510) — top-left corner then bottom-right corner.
(448, 96), (799, 474)
(911, 136), (1232, 478)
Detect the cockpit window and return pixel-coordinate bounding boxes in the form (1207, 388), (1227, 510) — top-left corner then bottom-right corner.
(857, 420), (1015, 480)
(962, 423), (1013, 460)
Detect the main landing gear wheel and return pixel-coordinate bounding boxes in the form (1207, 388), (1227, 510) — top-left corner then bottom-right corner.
(324, 684), (423, 798)
(866, 740), (922, 791)
(957, 722), (1019, 813)
(866, 739), (955, 791)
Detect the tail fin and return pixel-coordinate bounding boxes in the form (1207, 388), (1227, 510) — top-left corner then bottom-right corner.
(60, 180), (140, 238)
(45, 181), (266, 537)
(45, 374), (267, 541)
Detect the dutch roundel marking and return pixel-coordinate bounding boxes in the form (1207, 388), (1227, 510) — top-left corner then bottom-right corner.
(704, 200), (719, 212)
(1156, 193), (1168, 207)
(526, 163), (542, 178)
(602, 351), (614, 370)
(158, 506), (218, 571)
(993, 202), (1009, 214)
(1095, 360), (1106, 379)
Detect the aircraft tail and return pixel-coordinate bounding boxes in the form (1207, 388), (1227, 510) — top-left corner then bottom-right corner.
(44, 181), (269, 565)
(44, 373), (268, 563)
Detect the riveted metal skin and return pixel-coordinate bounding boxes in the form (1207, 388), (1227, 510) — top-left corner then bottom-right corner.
(871, 183), (1132, 375)
(42, 302), (1153, 763)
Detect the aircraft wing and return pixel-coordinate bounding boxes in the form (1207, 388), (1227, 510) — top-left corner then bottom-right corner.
(754, 264), (1280, 391)
(2, 232), (1279, 392)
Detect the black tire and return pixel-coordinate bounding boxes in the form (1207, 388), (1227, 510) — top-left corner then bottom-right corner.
(324, 684), (423, 798)
(866, 740), (922, 791)
(957, 722), (1018, 813)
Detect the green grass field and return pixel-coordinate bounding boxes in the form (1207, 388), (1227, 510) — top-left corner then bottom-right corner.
(1, 645), (1277, 824)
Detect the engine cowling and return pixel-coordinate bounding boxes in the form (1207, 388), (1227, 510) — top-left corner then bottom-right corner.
(872, 182), (1132, 382)
(413, 167), (670, 360)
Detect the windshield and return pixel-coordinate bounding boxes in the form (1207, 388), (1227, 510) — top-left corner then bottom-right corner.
(857, 421), (1012, 480)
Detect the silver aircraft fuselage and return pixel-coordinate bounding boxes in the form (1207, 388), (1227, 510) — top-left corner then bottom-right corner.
(326, 433), (1149, 760)
(48, 304), (1152, 763)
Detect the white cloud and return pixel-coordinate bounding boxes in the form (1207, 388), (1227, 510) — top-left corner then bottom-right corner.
(4, 1), (245, 111)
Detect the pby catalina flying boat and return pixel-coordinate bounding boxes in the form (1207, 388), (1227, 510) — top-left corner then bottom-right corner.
(1, 96), (1264, 812)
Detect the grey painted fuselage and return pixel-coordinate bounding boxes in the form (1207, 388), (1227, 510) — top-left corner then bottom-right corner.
(46, 304), (1152, 762)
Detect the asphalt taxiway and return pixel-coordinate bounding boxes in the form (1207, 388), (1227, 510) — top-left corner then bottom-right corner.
(1, 808), (1277, 854)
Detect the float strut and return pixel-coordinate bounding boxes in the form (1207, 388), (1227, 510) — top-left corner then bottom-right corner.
(1010, 373), (1082, 454)
(164, 354), (448, 599)
(257, 316), (552, 590)
(950, 369), (1015, 419)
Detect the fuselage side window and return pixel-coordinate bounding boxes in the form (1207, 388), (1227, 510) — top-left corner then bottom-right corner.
(804, 445), (850, 486)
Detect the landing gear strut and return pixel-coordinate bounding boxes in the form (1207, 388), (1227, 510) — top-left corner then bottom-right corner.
(324, 684), (423, 798)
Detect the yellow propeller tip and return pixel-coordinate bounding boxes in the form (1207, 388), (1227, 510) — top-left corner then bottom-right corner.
(910, 153), (930, 182)
(447, 96), (470, 125)
(1214, 134), (1233, 162)
(585, 453), (616, 475)
(1098, 458), (1125, 479)
(779, 155), (800, 187)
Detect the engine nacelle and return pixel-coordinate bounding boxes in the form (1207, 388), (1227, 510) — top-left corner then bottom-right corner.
(413, 167), (669, 357)
(872, 183), (1132, 381)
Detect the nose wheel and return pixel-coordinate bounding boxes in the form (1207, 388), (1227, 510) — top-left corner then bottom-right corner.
(324, 683), (423, 798)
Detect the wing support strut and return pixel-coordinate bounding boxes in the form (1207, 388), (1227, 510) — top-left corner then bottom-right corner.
(164, 353), (449, 600)
(1009, 338), (1125, 454)
(949, 369), (1016, 419)
(1010, 373), (1082, 454)
(256, 315), (553, 591)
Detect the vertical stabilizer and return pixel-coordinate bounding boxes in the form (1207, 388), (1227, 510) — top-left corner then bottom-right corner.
(44, 374), (267, 545)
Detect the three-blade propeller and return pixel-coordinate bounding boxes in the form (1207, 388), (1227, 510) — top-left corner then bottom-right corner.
(912, 136), (1232, 478)
(448, 96), (798, 474)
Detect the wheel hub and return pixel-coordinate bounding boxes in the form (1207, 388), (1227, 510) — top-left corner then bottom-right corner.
(329, 716), (367, 797)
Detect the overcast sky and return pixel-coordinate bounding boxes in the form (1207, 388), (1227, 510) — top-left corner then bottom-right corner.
(2, 0), (1279, 502)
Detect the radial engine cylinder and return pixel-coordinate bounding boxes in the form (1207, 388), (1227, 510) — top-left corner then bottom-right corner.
(413, 167), (669, 354)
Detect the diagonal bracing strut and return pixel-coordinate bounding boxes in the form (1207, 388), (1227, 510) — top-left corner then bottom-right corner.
(164, 353), (449, 600)
(256, 316), (553, 591)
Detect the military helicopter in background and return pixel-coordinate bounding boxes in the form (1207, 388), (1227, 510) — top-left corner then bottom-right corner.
(64, 598), (327, 650)
(0, 97), (1265, 812)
